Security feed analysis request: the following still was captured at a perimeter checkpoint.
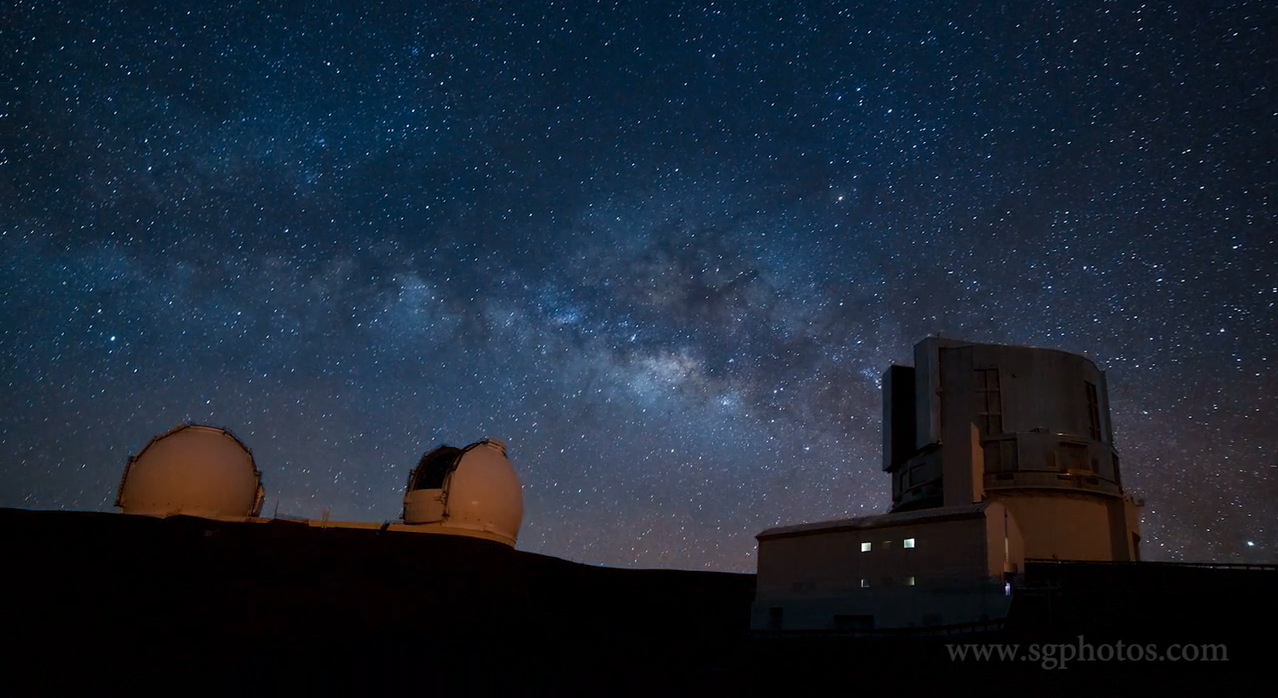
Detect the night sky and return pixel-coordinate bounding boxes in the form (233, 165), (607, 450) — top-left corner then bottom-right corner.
(3, 1), (1274, 571)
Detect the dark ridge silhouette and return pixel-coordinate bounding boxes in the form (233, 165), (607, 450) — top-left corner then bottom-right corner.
(1, 508), (1270, 693)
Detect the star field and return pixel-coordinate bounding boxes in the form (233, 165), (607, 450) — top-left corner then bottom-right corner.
(2, 1), (1274, 570)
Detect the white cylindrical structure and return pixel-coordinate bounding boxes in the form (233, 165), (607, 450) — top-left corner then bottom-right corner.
(402, 439), (524, 546)
(116, 424), (264, 519)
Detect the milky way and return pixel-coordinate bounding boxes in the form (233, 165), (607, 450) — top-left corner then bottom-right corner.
(2, 1), (1274, 570)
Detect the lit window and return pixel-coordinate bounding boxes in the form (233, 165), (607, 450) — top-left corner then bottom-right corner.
(860, 542), (872, 552)
(904, 538), (915, 549)
(860, 578), (870, 588)
(906, 576), (916, 586)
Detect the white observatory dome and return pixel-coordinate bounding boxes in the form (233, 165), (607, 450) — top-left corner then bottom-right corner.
(402, 439), (524, 546)
(115, 424), (264, 519)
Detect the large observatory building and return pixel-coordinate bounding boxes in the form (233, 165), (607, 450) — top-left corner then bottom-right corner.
(883, 337), (1141, 561)
(754, 337), (1143, 631)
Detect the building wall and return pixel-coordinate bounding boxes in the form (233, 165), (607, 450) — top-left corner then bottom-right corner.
(756, 518), (987, 600)
(934, 340), (1123, 503)
(988, 492), (1137, 561)
(984, 501), (1025, 576)
(753, 505), (1024, 630)
(751, 585), (1012, 631)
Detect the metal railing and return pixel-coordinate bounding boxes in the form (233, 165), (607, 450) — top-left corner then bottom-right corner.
(1024, 558), (1278, 572)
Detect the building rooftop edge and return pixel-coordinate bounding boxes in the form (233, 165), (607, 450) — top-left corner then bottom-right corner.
(756, 502), (992, 540)
(908, 336), (1105, 370)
